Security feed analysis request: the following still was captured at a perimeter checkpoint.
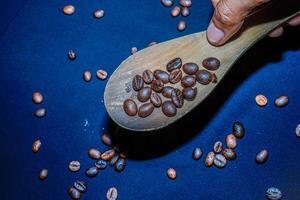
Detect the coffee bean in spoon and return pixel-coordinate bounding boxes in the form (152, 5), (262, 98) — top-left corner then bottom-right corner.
(162, 101), (177, 117)
(162, 86), (174, 98)
(196, 70), (212, 85)
(123, 99), (137, 116)
(150, 93), (162, 107)
(166, 57), (182, 72)
(202, 57), (220, 71)
(169, 69), (182, 84)
(137, 87), (152, 102)
(182, 63), (198, 75)
(142, 69), (154, 84)
(182, 87), (197, 101)
(181, 75), (196, 88)
(154, 70), (169, 84)
(151, 79), (164, 93)
(138, 103), (154, 118)
(171, 88), (184, 108)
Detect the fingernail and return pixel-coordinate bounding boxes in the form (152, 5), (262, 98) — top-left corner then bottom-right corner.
(207, 22), (224, 44)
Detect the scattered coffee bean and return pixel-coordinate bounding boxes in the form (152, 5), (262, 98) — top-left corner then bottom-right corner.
(161, 0), (174, 7)
(102, 132), (112, 146)
(214, 154), (227, 168)
(181, 7), (190, 17)
(167, 168), (176, 180)
(93, 9), (104, 19)
(296, 124), (300, 138)
(39, 169), (48, 180)
(69, 161), (81, 172)
(63, 5), (75, 15)
(182, 87), (197, 101)
(154, 70), (169, 84)
(196, 70), (212, 85)
(83, 70), (92, 82)
(115, 158), (126, 172)
(211, 73), (218, 83)
(255, 94), (268, 107)
(109, 155), (120, 166)
(162, 86), (174, 98)
(181, 75), (196, 87)
(256, 149), (268, 164)
(132, 75), (144, 91)
(74, 180), (87, 193)
(170, 6), (181, 17)
(101, 149), (116, 161)
(182, 63), (198, 75)
(106, 187), (118, 200)
(86, 166), (98, 177)
(123, 99), (137, 116)
(167, 57), (182, 72)
(96, 69), (108, 80)
(169, 69), (182, 84)
(32, 92), (43, 104)
(68, 50), (76, 60)
(148, 41), (157, 47)
(226, 134), (237, 149)
(179, 0), (192, 7)
(213, 141), (223, 153)
(137, 87), (152, 102)
(131, 47), (138, 54)
(68, 187), (81, 200)
(233, 121), (245, 139)
(88, 148), (101, 160)
(138, 103), (154, 118)
(223, 148), (236, 160)
(192, 147), (203, 160)
(162, 101), (177, 117)
(35, 108), (46, 118)
(150, 93), (162, 107)
(95, 159), (108, 170)
(205, 151), (215, 167)
(274, 96), (289, 107)
(266, 187), (282, 200)
(151, 79), (164, 92)
(177, 20), (186, 31)
(202, 57), (220, 70)
(32, 139), (41, 153)
(171, 88), (184, 108)
(142, 69), (154, 84)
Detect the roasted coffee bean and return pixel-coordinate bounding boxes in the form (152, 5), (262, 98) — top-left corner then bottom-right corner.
(88, 148), (101, 160)
(32, 139), (41, 153)
(162, 101), (177, 117)
(32, 92), (43, 104)
(181, 75), (196, 88)
(169, 69), (182, 84)
(95, 159), (107, 170)
(132, 75), (144, 91)
(39, 169), (48, 180)
(181, 7), (190, 17)
(109, 155), (120, 166)
(161, 0), (174, 7)
(123, 99), (137, 116)
(182, 87), (197, 101)
(142, 70), (154, 84)
(115, 158), (126, 172)
(96, 69), (108, 80)
(171, 6), (181, 17)
(86, 166), (98, 177)
(192, 147), (203, 160)
(296, 124), (300, 138)
(35, 108), (46, 118)
(182, 63), (198, 75)
(255, 94), (268, 107)
(211, 73), (218, 83)
(162, 86), (174, 98)
(177, 20), (186, 31)
(154, 70), (169, 84)
(213, 141), (223, 153)
(275, 96), (289, 107)
(196, 70), (212, 85)
(171, 89), (184, 108)
(256, 149), (268, 164)
(151, 79), (164, 92)
(120, 152), (127, 159)
(167, 168), (176, 180)
(138, 103), (154, 118)
(125, 82), (132, 93)
(131, 47), (138, 54)
(74, 180), (87, 193)
(83, 70), (92, 82)
(93, 9), (104, 19)
(137, 87), (152, 102)
(68, 50), (76, 60)
(205, 151), (215, 167)
(68, 187), (81, 200)
(150, 93), (162, 107)
(148, 41), (157, 47)
(214, 154), (227, 168)
(202, 57), (220, 71)
(223, 148), (236, 160)
(106, 187), (118, 200)
(233, 121), (245, 139)
(166, 57), (182, 72)
(226, 134), (237, 149)
(179, 0), (192, 7)
(63, 5), (75, 15)
(69, 161), (81, 172)
(266, 187), (282, 200)
(102, 132), (112, 146)
(101, 149), (116, 161)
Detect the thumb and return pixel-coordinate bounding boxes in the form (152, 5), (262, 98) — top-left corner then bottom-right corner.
(207, 0), (270, 46)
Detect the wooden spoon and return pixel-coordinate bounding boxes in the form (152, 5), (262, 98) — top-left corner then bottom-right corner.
(104, 0), (300, 131)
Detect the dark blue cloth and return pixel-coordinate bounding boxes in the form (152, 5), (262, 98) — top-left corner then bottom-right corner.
(0, 0), (299, 199)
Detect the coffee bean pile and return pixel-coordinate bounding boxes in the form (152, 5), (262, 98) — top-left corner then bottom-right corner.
(123, 57), (220, 118)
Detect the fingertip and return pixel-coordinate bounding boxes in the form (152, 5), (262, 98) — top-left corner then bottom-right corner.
(207, 22), (225, 46)
(268, 26), (284, 38)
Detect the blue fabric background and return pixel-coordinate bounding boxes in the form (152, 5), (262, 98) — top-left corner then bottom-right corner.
(0, 0), (299, 199)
